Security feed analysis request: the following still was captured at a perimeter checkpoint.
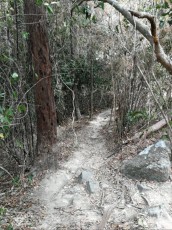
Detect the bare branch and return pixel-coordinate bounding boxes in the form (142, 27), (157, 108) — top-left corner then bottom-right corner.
(105, 0), (153, 44)
(130, 10), (172, 75)
(73, 0), (172, 74)
(104, 0), (172, 74)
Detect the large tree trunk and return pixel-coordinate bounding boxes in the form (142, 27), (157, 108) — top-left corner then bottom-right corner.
(24, 0), (57, 154)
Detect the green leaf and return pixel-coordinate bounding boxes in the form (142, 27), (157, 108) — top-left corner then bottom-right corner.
(17, 104), (26, 113)
(97, 1), (104, 10)
(156, 4), (162, 9)
(7, 224), (14, 230)
(5, 108), (13, 118)
(35, 0), (43, 5)
(164, 1), (169, 9)
(11, 72), (19, 79)
(0, 133), (4, 139)
(168, 19), (172, 25)
(35, 73), (39, 79)
(0, 114), (4, 123)
(51, 1), (60, 7)
(22, 31), (29, 40)
(12, 91), (18, 99)
(28, 174), (34, 184)
(0, 207), (6, 216)
(0, 92), (5, 98)
(159, 19), (165, 28)
(15, 139), (23, 148)
(12, 176), (20, 187)
(115, 25), (119, 33)
(92, 15), (97, 23)
(44, 3), (54, 14)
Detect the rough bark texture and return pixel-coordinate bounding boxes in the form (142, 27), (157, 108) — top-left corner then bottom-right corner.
(24, 0), (57, 154)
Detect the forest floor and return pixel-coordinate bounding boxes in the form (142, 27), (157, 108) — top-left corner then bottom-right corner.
(1, 110), (172, 230)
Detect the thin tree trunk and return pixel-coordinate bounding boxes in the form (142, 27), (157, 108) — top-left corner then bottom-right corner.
(70, 6), (81, 120)
(90, 58), (94, 119)
(24, 0), (57, 154)
(74, 83), (81, 120)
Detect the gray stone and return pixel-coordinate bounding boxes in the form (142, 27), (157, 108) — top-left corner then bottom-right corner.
(86, 180), (100, 194)
(146, 205), (162, 218)
(137, 184), (150, 193)
(78, 170), (100, 194)
(78, 170), (94, 183)
(121, 140), (171, 182)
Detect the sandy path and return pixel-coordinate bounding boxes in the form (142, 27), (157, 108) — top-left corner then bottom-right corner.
(36, 110), (111, 229)
(33, 110), (172, 230)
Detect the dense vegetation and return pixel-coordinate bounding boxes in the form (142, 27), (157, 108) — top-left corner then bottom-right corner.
(0, 0), (172, 172)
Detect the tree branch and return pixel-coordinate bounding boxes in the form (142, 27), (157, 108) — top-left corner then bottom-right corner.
(105, 0), (153, 44)
(129, 10), (172, 75)
(105, 0), (172, 74)
(76, 0), (172, 74)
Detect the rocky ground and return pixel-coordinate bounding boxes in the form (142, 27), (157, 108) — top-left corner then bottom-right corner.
(0, 110), (172, 229)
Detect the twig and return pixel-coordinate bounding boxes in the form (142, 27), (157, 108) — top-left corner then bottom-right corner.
(0, 166), (13, 179)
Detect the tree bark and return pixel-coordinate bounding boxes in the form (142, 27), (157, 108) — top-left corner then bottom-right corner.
(70, 7), (82, 120)
(90, 56), (94, 119)
(73, 83), (82, 120)
(24, 0), (57, 154)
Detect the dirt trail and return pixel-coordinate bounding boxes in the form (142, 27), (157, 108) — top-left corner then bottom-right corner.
(34, 110), (172, 230)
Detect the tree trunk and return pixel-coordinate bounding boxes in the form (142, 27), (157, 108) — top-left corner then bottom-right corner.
(24, 0), (57, 154)
(90, 58), (94, 119)
(73, 83), (81, 120)
(70, 8), (81, 120)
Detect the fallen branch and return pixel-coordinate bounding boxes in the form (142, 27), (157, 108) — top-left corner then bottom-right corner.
(130, 117), (171, 142)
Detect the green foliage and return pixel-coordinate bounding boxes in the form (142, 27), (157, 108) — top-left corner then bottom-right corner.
(127, 109), (149, 124)
(75, 4), (97, 23)
(0, 107), (14, 125)
(60, 56), (106, 90)
(44, 2), (53, 14)
(35, 0), (43, 5)
(0, 0), (36, 166)
(10, 72), (20, 87)
(161, 133), (170, 141)
(96, 1), (105, 10)
(22, 31), (29, 40)
(12, 176), (21, 187)
(17, 104), (26, 114)
(0, 106), (14, 138)
(141, 1), (172, 27)
(6, 224), (14, 230)
(27, 173), (34, 184)
(0, 70), (27, 140)
(0, 207), (6, 216)
(156, 1), (170, 10)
